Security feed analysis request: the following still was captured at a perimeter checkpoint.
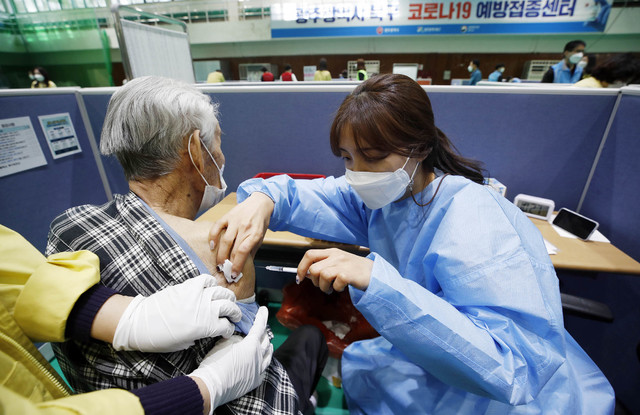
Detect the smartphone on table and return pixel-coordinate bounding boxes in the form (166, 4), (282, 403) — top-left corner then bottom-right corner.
(552, 208), (599, 241)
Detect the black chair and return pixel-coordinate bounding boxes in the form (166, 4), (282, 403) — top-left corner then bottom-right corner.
(560, 292), (613, 322)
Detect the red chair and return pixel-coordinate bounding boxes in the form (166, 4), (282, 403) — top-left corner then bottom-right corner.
(276, 280), (379, 359)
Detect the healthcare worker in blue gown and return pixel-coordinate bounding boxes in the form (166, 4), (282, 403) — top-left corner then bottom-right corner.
(209, 74), (615, 414)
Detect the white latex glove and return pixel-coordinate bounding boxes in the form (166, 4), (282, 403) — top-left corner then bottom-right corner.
(112, 274), (242, 352)
(190, 306), (273, 413)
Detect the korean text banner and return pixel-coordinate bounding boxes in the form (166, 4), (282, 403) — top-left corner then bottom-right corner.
(270, 0), (611, 38)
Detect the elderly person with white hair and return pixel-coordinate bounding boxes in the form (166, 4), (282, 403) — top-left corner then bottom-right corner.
(46, 76), (327, 415)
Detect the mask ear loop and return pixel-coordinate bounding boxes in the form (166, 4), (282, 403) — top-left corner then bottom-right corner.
(407, 148), (431, 193)
(407, 160), (421, 192)
(407, 148), (446, 208)
(200, 138), (222, 172)
(188, 133), (210, 186)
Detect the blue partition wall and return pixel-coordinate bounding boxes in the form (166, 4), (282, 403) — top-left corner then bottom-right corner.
(79, 89), (351, 195)
(556, 88), (640, 415)
(427, 89), (617, 209)
(78, 86), (616, 213)
(581, 89), (640, 261)
(0, 90), (109, 252)
(208, 90), (348, 190)
(3, 86), (619, 252)
(80, 91), (130, 196)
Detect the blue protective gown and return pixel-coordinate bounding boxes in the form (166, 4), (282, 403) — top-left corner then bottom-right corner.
(238, 174), (614, 414)
(488, 70), (503, 82)
(469, 69), (482, 85)
(550, 61), (583, 84)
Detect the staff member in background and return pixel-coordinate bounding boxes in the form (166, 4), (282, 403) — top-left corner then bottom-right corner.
(541, 40), (586, 84)
(0, 224), (271, 415)
(488, 64), (505, 82)
(468, 60), (481, 85)
(356, 59), (368, 81)
(206, 69), (225, 83)
(280, 64), (298, 81)
(30, 67), (56, 88)
(313, 58), (332, 81)
(261, 67), (274, 82)
(209, 74), (614, 415)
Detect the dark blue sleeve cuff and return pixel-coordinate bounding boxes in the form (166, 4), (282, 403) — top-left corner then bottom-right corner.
(131, 376), (204, 415)
(66, 284), (118, 341)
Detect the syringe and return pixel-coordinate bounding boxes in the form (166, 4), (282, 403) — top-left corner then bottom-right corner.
(264, 265), (298, 274)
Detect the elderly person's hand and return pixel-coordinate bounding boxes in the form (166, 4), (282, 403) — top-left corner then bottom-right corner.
(100, 275), (242, 353)
(209, 192), (274, 278)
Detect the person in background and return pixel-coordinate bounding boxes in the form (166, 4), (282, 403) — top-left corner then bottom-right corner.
(261, 67), (274, 82)
(468, 60), (481, 85)
(356, 59), (368, 81)
(0, 224), (272, 415)
(30, 67), (56, 88)
(541, 40), (586, 83)
(339, 69), (349, 79)
(206, 69), (225, 83)
(209, 74), (615, 414)
(488, 64), (505, 82)
(575, 53), (640, 88)
(313, 58), (332, 81)
(279, 64), (297, 82)
(46, 76), (326, 415)
(580, 54), (596, 79)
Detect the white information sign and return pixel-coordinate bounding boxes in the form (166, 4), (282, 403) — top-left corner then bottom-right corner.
(304, 65), (317, 81)
(38, 113), (82, 159)
(0, 116), (47, 178)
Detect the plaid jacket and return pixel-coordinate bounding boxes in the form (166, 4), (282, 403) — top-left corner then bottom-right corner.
(46, 192), (299, 414)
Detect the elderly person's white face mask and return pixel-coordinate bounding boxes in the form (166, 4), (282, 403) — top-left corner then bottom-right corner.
(188, 133), (227, 216)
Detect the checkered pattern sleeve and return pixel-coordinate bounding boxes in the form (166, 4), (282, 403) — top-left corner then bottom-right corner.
(46, 193), (300, 414)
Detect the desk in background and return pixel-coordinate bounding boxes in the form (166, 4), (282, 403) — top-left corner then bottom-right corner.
(199, 194), (640, 276)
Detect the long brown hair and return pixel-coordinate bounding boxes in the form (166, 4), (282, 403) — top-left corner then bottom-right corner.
(330, 74), (484, 184)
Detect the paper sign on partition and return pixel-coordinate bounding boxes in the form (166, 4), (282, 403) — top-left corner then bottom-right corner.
(38, 112), (82, 159)
(0, 116), (47, 178)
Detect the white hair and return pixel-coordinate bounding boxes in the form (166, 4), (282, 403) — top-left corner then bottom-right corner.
(100, 76), (219, 181)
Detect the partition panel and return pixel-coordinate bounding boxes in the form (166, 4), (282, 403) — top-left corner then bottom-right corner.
(207, 90), (349, 192)
(558, 88), (640, 415)
(426, 87), (617, 209)
(580, 87), (640, 261)
(78, 84), (615, 214)
(79, 89), (130, 196)
(0, 89), (110, 252)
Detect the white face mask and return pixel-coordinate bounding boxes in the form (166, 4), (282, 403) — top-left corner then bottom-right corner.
(577, 60), (588, 69)
(499, 67), (505, 73)
(467, 65), (474, 73)
(188, 133), (227, 217)
(34, 74), (45, 82)
(345, 156), (420, 210)
(569, 52), (584, 65)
